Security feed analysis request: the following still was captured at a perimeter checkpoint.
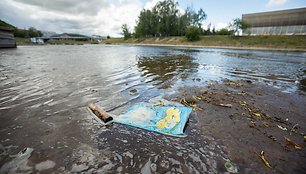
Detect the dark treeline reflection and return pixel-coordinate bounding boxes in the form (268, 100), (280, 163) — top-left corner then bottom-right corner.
(137, 54), (198, 88)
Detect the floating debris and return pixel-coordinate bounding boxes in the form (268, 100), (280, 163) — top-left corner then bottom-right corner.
(262, 122), (269, 128)
(113, 105), (192, 137)
(224, 159), (238, 173)
(224, 81), (242, 87)
(150, 163), (157, 172)
(268, 135), (277, 141)
(239, 101), (246, 106)
(192, 95), (202, 101)
(219, 103), (232, 108)
(180, 98), (203, 111)
(276, 125), (287, 131)
(253, 113), (261, 117)
(285, 137), (302, 150)
(289, 124), (299, 135)
(129, 89), (138, 95)
(259, 151), (272, 169)
(304, 135), (306, 142)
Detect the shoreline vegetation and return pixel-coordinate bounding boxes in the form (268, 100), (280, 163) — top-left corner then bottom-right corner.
(15, 35), (306, 52)
(104, 35), (306, 52)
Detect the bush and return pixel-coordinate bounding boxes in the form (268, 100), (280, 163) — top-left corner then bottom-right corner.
(185, 26), (200, 41)
(216, 28), (233, 35)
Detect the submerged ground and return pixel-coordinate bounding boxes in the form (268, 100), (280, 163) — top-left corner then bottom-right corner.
(0, 45), (305, 173)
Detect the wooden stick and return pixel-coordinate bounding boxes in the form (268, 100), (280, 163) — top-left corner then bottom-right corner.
(88, 103), (113, 123)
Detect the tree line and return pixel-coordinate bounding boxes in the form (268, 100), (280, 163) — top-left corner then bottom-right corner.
(0, 19), (42, 38)
(14, 27), (43, 38)
(122, 0), (248, 41)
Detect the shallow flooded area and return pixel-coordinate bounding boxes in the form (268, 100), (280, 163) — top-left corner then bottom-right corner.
(0, 45), (305, 173)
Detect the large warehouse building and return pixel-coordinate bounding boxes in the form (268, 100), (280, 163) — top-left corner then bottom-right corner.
(242, 7), (306, 35)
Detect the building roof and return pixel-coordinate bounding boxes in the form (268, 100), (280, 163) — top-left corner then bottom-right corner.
(50, 33), (90, 38)
(242, 7), (306, 27)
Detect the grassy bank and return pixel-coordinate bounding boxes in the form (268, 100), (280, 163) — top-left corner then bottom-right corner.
(103, 35), (306, 51)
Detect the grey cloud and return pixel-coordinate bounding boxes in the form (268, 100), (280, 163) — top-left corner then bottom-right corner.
(1, 0), (142, 36)
(13, 0), (109, 15)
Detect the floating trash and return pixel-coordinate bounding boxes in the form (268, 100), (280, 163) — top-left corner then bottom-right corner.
(224, 159), (238, 173)
(113, 104), (192, 137)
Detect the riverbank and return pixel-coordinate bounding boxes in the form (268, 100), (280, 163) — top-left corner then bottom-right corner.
(104, 35), (306, 52)
(15, 35), (306, 52)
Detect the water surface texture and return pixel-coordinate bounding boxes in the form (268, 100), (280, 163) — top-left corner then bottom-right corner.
(0, 45), (305, 173)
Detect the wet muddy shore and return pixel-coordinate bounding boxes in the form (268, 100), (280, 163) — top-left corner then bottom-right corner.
(169, 79), (306, 173)
(1, 79), (305, 173)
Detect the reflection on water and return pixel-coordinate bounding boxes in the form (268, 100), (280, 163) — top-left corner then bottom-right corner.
(137, 54), (198, 88)
(0, 45), (305, 173)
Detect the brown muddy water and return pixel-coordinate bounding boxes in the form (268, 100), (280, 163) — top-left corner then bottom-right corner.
(0, 45), (305, 173)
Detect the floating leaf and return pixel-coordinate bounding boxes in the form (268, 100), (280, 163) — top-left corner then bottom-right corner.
(219, 103), (232, 108)
(239, 101), (246, 106)
(129, 89), (138, 95)
(154, 100), (164, 106)
(191, 104), (203, 111)
(224, 160), (238, 173)
(259, 151), (272, 169)
(180, 98), (203, 111)
(253, 113), (261, 117)
(249, 121), (256, 128)
(263, 122), (269, 128)
(192, 95), (202, 101)
(268, 135), (277, 141)
(285, 137), (302, 150)
(237, 91), (246, 95)
(277, 125), (287, 131)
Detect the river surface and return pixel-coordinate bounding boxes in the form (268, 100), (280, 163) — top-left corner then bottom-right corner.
(0, 45), (305, 173)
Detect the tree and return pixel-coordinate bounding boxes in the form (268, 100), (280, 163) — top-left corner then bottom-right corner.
(212, 26), (216, 35)
(230, 18), (249, 36)
(121, 24), (131, 40)
(185, 26), (201, 41)
(203, 23), (211, 35)
(132, 0), (207, 38)
(28, 27), (42, 37)
(152, 0), (179, 36)
(135, 9), (157, 37)
(190, 8), (207, 29)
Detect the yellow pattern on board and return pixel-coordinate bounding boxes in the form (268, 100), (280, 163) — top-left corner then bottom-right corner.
(156, 108), (181, 129)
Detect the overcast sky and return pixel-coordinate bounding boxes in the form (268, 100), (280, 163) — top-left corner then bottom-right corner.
(0, 0), (305, 37)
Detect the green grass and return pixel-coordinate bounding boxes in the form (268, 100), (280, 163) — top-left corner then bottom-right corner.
(15, 37), (31, 45)
(102, 35), (306, 50)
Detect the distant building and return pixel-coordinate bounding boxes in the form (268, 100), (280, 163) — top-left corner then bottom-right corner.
(242, 7), (306, 35)
(49, 33), (91, 41)
(30, 37), (44, 44)
(0, 26), (16, 48)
